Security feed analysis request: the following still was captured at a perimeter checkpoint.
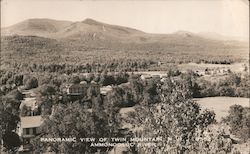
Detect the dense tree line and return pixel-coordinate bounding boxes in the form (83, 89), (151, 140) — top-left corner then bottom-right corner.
(3, 60), (153, 74)
(194, 59), (233, 65)
(0, 89), (23, 152)
(179, 71), (249, 98)
(2, 35), (248, 72)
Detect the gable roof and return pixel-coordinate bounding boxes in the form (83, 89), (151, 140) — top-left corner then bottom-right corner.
(21, 116), (42, 128)
(20, 97), (37, 110)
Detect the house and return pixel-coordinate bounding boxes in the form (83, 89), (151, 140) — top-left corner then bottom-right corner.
(20, 116), (42, 138)
(118, 82), (130, 88)
(19, 116), (43, 151)
(140, 74), (152, 80)
(66, 82), (89, 95)
(66, 81), (101, 97)
(100, 85), (113, 95)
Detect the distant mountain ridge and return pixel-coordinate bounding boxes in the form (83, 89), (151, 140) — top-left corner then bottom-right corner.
(1, 18), (73, 37)
(1, 18), (248, 53)
(1, 18), (144, 38)
(2, 18), (246, 41)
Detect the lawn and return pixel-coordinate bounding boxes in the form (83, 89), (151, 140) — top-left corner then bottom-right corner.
(195, 97), (249, 121)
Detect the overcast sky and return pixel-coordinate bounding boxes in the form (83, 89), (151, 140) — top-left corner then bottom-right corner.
(1, 0), (249, 39)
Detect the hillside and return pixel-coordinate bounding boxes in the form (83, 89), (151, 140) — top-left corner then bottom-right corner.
(1, 18), (73, 37)
(1, 18), (249, 68)
(57, 18), (145, 38)
(2, 18), (248, 47)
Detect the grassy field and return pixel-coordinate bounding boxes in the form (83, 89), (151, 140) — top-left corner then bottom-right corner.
(120, 97), (250, 122)
(195, 97), (249, 121)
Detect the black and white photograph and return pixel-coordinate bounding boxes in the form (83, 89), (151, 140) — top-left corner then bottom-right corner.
(0, 0), (249, 153)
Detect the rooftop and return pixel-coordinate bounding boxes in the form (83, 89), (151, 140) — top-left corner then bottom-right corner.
(80, 81), (87, 84)
(100, 85), (113, 95)
(21, 116), (42, 128)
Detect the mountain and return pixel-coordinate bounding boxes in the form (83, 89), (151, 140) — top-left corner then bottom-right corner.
(1, 18), (248, 52)
(2, 18), (247, 42)
(1, 18), (249, 70)
(1, 18), (144, 38)
(1, 18), (73, 37)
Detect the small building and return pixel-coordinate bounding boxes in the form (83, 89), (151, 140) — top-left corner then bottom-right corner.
(140, 74), (152, 80)
(118, 82), (130, 88)
(100, 85), (113, 96)
(19, 116), (43, 152)
(66, 81), (101, 97)
(20, 116), (42, 138)
(66, 83), (89, 95)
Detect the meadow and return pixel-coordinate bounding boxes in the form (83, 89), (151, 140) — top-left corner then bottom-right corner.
(195, 97), (249, 121)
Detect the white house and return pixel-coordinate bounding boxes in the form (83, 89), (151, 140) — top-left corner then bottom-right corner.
(20, 116), (43, 138)
(100, 85), (113, 95)
(19, 116), (43, 151)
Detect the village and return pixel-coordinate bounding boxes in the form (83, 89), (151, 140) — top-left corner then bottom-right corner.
(14, 62), (246, 153)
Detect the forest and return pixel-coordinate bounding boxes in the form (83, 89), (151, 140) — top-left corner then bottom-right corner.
(1, 35), (248, 73)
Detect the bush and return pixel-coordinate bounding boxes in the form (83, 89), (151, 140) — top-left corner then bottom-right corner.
(6, 89), (23, 100)
(70, 76), (80, 84)
(223, 105), (250, 141)
(24, 76), (38, 90)
(2, 132), (21, 152)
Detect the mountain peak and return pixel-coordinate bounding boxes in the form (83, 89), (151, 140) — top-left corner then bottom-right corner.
(25, 18), (54, 22)
(82, 18), (102, 25)
(1, 18), (73, 36)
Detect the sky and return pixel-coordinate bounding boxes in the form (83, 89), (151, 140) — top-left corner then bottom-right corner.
(1, 0), (249, 39)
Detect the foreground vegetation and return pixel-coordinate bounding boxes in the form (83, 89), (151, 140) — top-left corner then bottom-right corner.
(0, 66), (249, 153)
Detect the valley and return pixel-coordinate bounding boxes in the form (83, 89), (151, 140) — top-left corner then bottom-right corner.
(0, 18), (249, 154)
